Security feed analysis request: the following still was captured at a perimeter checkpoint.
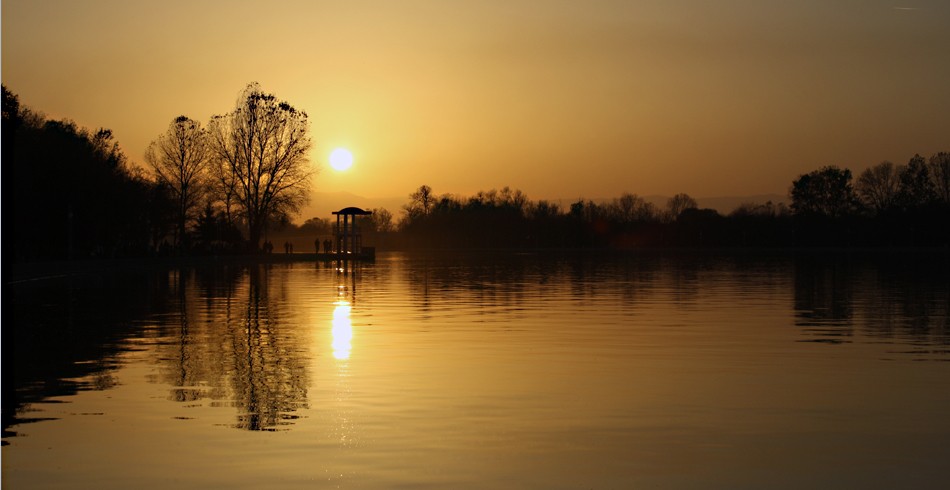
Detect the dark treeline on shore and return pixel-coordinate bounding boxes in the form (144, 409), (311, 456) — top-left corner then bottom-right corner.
(5, 87), (160, 262)
(392, 156), (949, 249)
(4, 84), (948, 264)
(4, 83), (313, 262)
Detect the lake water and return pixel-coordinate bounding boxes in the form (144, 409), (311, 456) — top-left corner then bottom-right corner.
(5, 251), (950, 489)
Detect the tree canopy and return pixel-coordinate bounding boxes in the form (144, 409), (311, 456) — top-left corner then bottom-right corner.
(789, 166), (856, 219)
(145, 115), (211, 244)
(207, 83), (316, 250)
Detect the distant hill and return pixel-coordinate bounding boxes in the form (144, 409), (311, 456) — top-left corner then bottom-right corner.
(297, 191), (789, 223)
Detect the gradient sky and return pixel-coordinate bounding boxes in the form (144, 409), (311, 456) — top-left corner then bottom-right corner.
(3, 0), (948, 203)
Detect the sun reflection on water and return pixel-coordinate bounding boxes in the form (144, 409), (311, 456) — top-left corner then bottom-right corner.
(331, 301), (353, 360)
(330, 271), (359, 448)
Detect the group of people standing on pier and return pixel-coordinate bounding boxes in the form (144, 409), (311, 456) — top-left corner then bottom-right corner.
(259, 240), (297, 254)
(256, 238), (346, 254)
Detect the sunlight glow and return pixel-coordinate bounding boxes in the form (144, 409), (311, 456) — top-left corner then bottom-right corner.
(329, 148), (353, 171)
(332, 302), (353, 358)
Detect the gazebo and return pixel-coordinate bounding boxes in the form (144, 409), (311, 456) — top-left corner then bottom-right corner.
(332, 207), (372, 254)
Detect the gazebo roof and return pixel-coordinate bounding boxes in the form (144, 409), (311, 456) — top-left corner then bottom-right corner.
(332, 206), (372, 216)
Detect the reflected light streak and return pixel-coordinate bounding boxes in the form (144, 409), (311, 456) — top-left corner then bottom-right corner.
(332, 302), (353, 359)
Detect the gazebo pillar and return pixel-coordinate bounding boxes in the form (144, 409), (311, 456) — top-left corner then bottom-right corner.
(336, 213), (342, 253)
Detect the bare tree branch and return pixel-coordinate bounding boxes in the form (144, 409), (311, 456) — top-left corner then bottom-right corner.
(145, 116), (211, 244)
(207, 83), (317, 250)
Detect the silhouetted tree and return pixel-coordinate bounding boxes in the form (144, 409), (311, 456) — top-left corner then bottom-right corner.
(208, 83), (316, 251)
(300, 217), (332, 235)
(11, 102), (155, 260)
(496, 186), (529, 212)
(930, 152), (950, 206)
(2, 85), (19, 119)
(530, 200), (561, 219)
(371, 208), (395, 233)
(609, 193), (643, 223)
(855, 161), (900, 215)
(145, 116), (212, 246)
(896, 154), (935, 211)
(433, 194), (464, 214)
(406, 184), (434, 218)
(4, 85), (22, 262)
(2, 84), (20, 151)
(569, 199), (586, 219)
(667, 193), (698, 221)
(789, 166), (856, 219)
(212, 145), (242, 229)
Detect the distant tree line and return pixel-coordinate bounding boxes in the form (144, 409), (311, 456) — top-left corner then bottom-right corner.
(391, 185), (791, 249)
(394, 153), (948, 249)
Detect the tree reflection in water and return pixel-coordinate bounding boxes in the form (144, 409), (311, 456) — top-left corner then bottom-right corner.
(793, 253), (950, 351)
(155, 265), (309, 431)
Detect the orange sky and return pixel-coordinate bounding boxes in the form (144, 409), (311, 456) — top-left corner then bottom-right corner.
(3, 0), (948, 203)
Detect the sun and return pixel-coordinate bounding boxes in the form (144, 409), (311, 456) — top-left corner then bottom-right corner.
(329, 148), (353, 171)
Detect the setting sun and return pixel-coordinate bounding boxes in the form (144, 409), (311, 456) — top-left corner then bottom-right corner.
(329, 148), (353, 171)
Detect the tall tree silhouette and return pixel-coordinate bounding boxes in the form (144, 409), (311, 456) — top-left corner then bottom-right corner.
(897, 154), (935, 211)
(12, 114), (155, 259)
(3, 85), (21, 262)
(929, 152), (950, 206)
(145, 116), (211, 247)
(790, 166), (856, 219)
(667, 193), (698, 221)
(404, 184), (433, 220)
(208, 83), (316, 251)
(371, 207), (395, 233)
(855, 161), (900, 215)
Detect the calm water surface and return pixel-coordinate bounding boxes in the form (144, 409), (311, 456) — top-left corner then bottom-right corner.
(5, 251), (950, 489)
